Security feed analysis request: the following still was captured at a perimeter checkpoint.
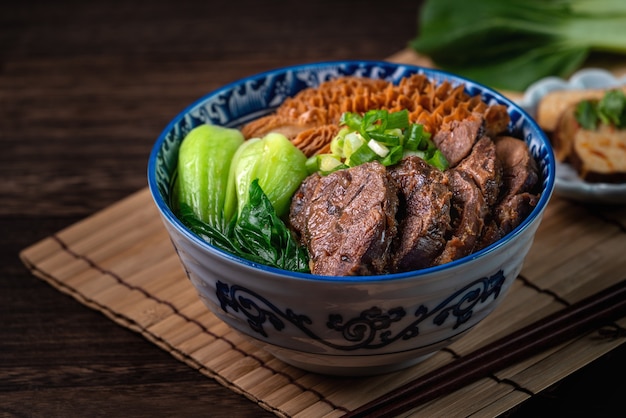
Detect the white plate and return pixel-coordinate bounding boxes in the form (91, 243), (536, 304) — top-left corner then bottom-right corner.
(518, 68), (626, 204)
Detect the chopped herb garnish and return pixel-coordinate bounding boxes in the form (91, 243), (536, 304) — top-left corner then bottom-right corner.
(575, 89), (626, 130)
(307, 109), (448, 174)
(575, 100), (598, 130)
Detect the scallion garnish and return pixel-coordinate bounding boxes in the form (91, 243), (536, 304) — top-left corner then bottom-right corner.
(309, 109), (448, 174)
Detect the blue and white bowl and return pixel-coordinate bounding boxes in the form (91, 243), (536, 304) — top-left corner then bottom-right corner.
(148, 61), (555, 376)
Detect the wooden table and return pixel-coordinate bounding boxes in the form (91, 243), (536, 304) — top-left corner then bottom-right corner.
(3, 1), (626, 416)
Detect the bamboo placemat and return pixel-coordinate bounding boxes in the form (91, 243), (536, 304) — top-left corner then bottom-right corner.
(20, 51), (626, 417)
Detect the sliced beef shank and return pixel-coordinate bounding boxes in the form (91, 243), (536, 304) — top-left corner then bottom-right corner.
(289, 161), (398, 276)
(455, 136), (502, 206)
(388, 156), (452, 271)
(493, 136), (540, 233)
(495, 136), (539, 196)
(477, 136), (541, 249)
(433, 113), (485, 167)
(435, 169), (489, 265)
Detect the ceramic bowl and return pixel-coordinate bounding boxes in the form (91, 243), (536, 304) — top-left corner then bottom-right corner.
(148, 61), (555, 376)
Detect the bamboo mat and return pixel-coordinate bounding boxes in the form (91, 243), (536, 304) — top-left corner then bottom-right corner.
(20, 51), (626, 417)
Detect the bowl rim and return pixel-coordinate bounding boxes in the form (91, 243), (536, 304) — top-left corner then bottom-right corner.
(147, 59), (556, 283)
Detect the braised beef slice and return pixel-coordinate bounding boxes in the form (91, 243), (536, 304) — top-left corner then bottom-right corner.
(476, 136), (540, 249)
(494, 136), (539, 196)
(493, 136), (540, 233)
(288, 172), (321, 242)
(433, 113), (485, 167)
(455, 136), (502, 206)
(477, 219), (503, 251)
(435, 169), (488, 265)
(289, 161), (398, 276)
(389, 156), (452, 272)
(495, 192), (539, 236)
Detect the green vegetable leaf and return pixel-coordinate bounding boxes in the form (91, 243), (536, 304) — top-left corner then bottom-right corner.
(228, 133), (308, 219)
(178, 202), (239, 254)
(178, 181), (310, 273)
(575, 100), (598, 130)
(411, 0), (626, 91)
(575, 89), (626, 129)
(598, 89), (626, 127)
(230, 179), (310, 272)
(177, 124), (244, 229)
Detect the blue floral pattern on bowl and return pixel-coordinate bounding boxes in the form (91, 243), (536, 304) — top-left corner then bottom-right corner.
(216, 270), (505, 350)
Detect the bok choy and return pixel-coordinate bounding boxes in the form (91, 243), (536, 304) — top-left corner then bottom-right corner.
(227, 132), (308, 219)
(177, 124), (244, 229)
(179, 180), (310, 273)
(176, 125), (310, 272)
(411, 0), (626, 91)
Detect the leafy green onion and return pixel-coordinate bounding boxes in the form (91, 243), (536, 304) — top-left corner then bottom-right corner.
(411, 0), (626, 91)
(347, 142), (378, 166)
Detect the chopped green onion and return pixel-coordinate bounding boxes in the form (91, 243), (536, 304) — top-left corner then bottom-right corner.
(306, 153), (348, 175)
(348, 143), (378, 166)
(339, 112), (363, 131)
(343, 131), (365, 159)
(403, 149), (427, 160)
(367, 139), (390, 158)
(330, 128), (347, 157)
(426, 149), (450, 171)
(380, 145), (405, 166)
(311, 109), (448, 175)
(319, 154), (344, 173)
(369, 131), (402, 146)
(361, 110), (387, 137)
(404, 123), (425, 151)
(386, 109), (410, 130)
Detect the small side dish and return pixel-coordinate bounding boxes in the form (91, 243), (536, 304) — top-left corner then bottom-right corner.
(521, 68), (626, 203)
(539, 87), (626, 183)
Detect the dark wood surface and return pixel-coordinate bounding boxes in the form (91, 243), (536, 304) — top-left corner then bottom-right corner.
(3, 1), (626, 416)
